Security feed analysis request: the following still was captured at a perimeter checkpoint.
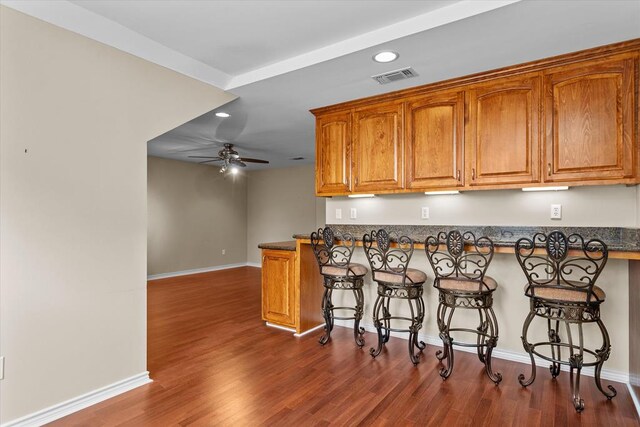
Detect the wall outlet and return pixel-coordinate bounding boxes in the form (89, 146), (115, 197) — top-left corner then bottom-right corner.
(421, 207), (430, 219)
(350, 208), (357, 219)
(550, 204), (562, 220)
(0, 356), (4, 380)
(335, 208), (342, 220)
(221, 249), (226, 255)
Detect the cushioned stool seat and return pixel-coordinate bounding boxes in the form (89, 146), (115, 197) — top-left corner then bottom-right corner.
(525, 283), (606, 303)
(439, 276), (498, 292)
(373, 268), (427, 284)
(321, 263), (368, 277)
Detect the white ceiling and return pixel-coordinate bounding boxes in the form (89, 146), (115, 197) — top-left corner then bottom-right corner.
(5, 0), (640, 171)
(68, 0), (460, 76)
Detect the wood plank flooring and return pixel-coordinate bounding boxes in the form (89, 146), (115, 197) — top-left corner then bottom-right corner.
(50, 267), (639, 426)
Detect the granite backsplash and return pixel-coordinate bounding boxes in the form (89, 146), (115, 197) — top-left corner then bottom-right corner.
(294, 225), (640, 252)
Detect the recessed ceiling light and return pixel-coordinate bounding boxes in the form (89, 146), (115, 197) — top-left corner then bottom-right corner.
(215, 112), (230, 118)
(373, 51), (399, 63)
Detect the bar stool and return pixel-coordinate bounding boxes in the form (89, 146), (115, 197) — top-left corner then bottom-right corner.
(515, 231), (616, 412)
(425, 231), (502, 384)
(363, 229), (427, 365)
(310, 227), (368, 347)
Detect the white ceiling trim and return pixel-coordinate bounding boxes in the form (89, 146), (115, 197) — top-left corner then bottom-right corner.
(225, 0), (521, 89)
(0, 0), (232, 89)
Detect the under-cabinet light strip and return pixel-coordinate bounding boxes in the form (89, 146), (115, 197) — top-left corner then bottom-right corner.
(522, 186), (569, 192)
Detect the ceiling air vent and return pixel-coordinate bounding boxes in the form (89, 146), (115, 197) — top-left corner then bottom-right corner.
(371, 67), (418, 85)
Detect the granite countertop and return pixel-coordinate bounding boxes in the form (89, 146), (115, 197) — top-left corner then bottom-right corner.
(258, 240), (297, 251)
(294, 225), (640, 253)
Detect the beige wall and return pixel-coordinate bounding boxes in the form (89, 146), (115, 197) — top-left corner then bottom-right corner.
(147, 157), (247, 276)
(247, 165), (325, 264)
(326, 185), (638, 227)
(0, 6), (235, 424)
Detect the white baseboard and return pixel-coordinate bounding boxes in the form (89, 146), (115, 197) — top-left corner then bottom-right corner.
(293, 324), (325, 337)
(1, 372), (151, 427)
(265, 322), (296, 333)
(333, 319), (629, 384)
(628, 382), (640, 418)
(147, 262), (257, 280)
(245, 262), (261, 268)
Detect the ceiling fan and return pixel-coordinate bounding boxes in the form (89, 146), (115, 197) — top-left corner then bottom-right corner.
(188, 143), (269, 174)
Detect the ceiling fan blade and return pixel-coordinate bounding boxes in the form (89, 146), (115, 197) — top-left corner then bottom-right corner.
(188, 156), (222, 160)
(198, 159), (223, 164)
(229, 159), (247, 167)
(240, 157), (270, 164)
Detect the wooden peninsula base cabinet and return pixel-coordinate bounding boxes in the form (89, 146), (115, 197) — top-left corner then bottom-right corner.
(259, 241), (324, 335)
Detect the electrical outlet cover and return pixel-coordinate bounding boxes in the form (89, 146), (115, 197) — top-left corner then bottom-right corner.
(335, 208), (342, 220)
(421, 207), (429, 219)
(350, 208), (357, 219)
(550, 204), (562, 220)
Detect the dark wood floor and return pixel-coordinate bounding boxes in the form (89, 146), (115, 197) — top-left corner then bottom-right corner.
(51, 267), (639, 426)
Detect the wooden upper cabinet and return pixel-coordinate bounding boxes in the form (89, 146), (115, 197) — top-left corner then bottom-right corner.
(405, 90), (465, 189)
(543, 55), (636, 183)
(466, 73), (541, 186)
(315, 112), (351, 194)
(352, 102), (404, 192)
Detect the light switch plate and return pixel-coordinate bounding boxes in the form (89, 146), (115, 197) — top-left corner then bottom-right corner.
(335, 208), (342, 219)
(350, 208), (357, 219)
(550, 204), (562, 220)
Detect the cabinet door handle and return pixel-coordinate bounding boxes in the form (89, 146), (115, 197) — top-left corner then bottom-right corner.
(547, 163), (551, 176)
(456, 170), (460, 181)
(471, 168), (476, 180)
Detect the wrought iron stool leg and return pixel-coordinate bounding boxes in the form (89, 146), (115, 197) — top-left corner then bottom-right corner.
(476, 307), (488, 363)
(370, 293), (385, 358)
(382, 294), (391, 344)
(483, 307), (502, 384)
(319, 283), (332, 345)
(439, 305), (456, 380)
(435, 301), (449, 361)
(407, 297), (422, 365)
(594, 318), (617, 400)
(518, 308), (537, 387)
(566, 320), (585, 412)
(414, 296), (426, 351)
(352, 284), (365, 348)
(548, 318), (562, 378)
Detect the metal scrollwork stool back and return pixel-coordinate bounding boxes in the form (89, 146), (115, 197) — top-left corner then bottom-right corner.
(363, 229), (427, 365)
(311, 227), (368, 347)
(425, 231), (502, 384)
(515, 230), (616, 412)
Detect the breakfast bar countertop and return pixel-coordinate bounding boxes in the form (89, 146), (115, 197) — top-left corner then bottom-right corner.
(258, 240), (297, 251)
(293, 225), (640, 257)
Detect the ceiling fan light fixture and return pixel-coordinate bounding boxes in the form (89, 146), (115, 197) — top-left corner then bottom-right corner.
(215, 112), (230, 118)
(373, 51), (399, 63)
(230, 167), (239, 175)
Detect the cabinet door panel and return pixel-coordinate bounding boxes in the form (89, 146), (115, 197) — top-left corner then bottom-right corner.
(353, 102), (403, 191)
(544, 56), (636, 182)
(467, 74), (541, 186)
(261, 250), (295, 327)
(406, 91), (464, 189)
(316, 112), (351, 194)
